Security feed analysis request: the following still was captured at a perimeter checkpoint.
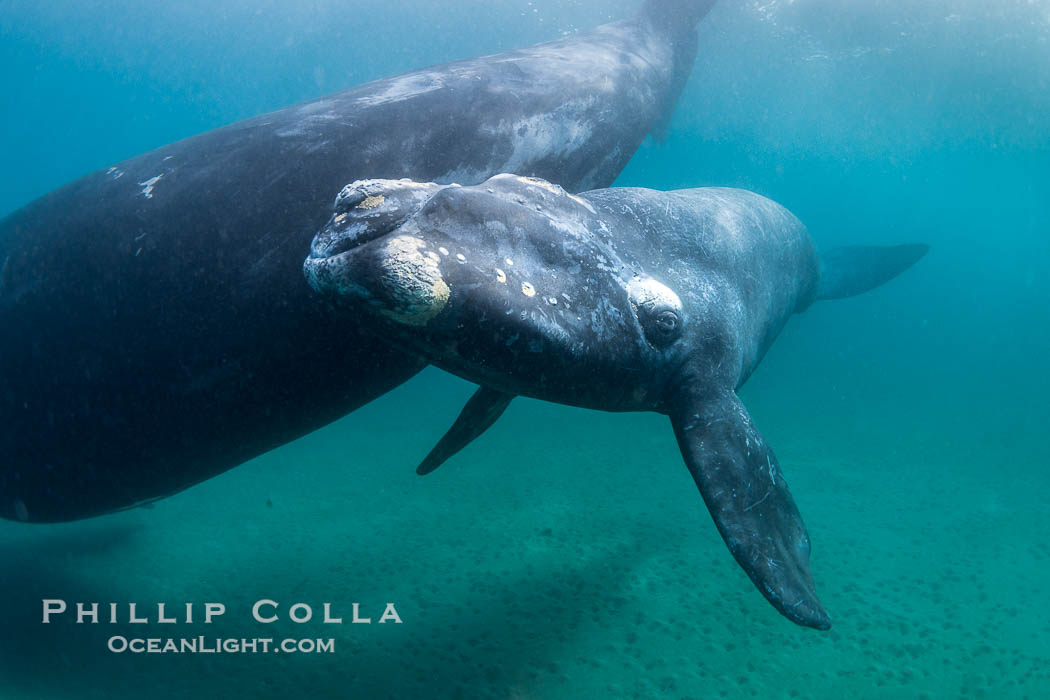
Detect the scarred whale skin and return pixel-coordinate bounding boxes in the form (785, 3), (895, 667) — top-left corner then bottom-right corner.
(0, 0), (714, 522)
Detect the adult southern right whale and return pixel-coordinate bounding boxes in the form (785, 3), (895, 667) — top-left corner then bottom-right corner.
(0, 0), (716, 522)
(303, 175), (930, 628)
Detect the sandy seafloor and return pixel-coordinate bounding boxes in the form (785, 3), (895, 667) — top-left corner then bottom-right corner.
(2, 0), (1050, 697)
(2, 328), (1047, 699)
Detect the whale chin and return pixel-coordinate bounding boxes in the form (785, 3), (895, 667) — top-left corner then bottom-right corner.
(304, 232), (450, 328)
(368, 234), (451, 327)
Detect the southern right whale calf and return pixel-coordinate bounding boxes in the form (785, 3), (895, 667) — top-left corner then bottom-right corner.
(0, 0), (715, 521)
(304, 174), (929, 629)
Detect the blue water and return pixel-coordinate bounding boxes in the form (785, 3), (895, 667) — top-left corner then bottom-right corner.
(2, 0), (1048, 697)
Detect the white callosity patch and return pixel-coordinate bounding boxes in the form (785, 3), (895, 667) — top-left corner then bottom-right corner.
(627, 275), (684, 350)
(627, 276), (682, 315)
(378, 235), (450, 326)
(310, 178), (449, 259)
(359, 195), (386, 209)
(335, 178), (440, 208)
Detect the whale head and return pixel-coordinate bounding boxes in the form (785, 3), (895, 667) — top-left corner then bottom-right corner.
(304, 174), (693, 411)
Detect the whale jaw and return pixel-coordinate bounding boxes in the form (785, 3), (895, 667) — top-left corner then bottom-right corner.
(305, 232), (451, 328)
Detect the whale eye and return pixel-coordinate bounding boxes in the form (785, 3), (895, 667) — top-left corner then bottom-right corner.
(642, 306), (681, 347)
(654, 309), (679, 334)
(627, 276), (683, 350)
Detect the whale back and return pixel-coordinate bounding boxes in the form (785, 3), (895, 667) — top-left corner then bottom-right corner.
(0, 5), (713, 522)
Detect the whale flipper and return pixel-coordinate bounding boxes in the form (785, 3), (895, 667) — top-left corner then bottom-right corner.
(816, 243), (929, 301)
(671, 390), (831, 630)
(417, 387), (515, 475)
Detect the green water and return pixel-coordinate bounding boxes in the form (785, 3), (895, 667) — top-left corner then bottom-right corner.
(2, 0), (1048, 697)
(5, 368), (1048, 697)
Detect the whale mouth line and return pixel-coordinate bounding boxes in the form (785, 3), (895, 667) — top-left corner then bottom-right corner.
(309, 219), (401, 261)
(316, 230), (374, 259)
(309, 178), (450, 261)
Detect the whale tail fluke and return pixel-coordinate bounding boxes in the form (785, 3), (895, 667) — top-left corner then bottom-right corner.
(816, 243), (929, 302)
(641, 0), (717, 140)
(641, 0), (717, 31)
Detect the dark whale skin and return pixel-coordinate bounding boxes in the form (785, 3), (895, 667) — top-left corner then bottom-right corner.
(0, 3), (711, 522)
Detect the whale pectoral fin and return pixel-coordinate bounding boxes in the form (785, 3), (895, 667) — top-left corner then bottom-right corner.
(416, 386), (515, 475)
(671, 390), (831, 630)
